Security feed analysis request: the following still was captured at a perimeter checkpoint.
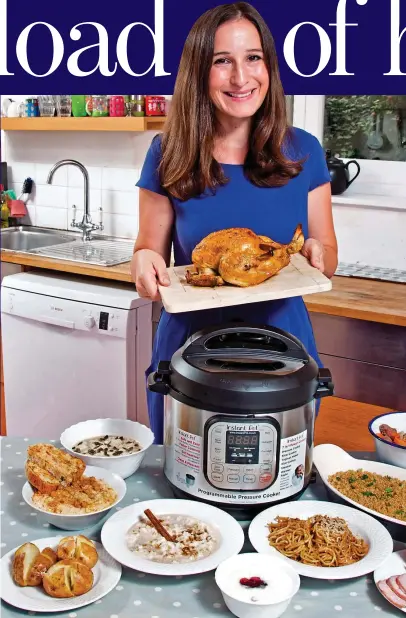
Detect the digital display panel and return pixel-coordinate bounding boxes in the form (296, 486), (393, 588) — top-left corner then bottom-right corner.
(227, 433), (258, 446)
(225, 430), (260, 464)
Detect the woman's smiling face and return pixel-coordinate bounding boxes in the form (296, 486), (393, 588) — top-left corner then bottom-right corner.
(209, 18), (270, 121)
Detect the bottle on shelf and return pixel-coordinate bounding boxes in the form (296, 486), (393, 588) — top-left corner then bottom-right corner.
(0, 185), (11, 228)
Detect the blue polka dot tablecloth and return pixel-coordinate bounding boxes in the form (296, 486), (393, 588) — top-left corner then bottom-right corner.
(1, 439), (405, 618)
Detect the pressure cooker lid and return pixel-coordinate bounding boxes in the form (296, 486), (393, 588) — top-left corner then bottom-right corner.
(148, 324), (334, 413)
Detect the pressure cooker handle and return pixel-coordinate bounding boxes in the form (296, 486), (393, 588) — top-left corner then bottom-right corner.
(147, 361), (171, 395)
(315, 368), (334, 399)
(185, 325), (309, 362)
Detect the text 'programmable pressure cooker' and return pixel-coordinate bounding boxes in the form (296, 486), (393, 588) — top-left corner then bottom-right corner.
(148, 324), (334, 515)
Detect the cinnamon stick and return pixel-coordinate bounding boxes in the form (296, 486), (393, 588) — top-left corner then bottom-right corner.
(144, 509), (176, 542)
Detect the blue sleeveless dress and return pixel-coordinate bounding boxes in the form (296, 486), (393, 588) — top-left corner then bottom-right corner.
(136, 128), (331, 443)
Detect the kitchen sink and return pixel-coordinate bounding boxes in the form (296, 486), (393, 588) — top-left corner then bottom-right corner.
(1, 226), (135, 266)
(1, 226), (73, 252)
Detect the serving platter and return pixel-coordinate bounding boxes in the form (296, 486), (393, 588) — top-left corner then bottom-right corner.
(100, 498), (245, 576)
(0, 537), (121, 613)
(248, 500), (393, 580)
(158, 253), (332, 314)
(313, 444), (406, 527)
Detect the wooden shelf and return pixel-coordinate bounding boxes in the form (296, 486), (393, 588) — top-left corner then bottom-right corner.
(0, 116), (166, 132)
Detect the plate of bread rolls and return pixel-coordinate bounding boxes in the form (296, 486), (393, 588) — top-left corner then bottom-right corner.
(1, 534), (121, 612)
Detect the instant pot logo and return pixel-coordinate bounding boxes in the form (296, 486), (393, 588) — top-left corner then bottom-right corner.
(227, 424), (259, 431)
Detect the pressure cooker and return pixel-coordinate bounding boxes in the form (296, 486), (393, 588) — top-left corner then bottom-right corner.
(148, 324), (334, 517)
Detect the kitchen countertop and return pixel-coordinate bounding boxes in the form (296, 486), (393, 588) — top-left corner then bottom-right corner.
(1, 249), (406, 327)
(1, 438), (405, 618)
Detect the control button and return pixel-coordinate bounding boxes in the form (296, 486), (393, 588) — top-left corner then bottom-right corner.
(243, 474), (256, 483)
(214, 428), (223, 435)
(84, 316), (95, 329)
(214, 438), (222, 445)
(211, 463), (224, 473)
(244, 466), (255, 474)
(99, 311), (109, 331)
(259, 473), (273, 484)
(211, 472), (223, 483)
(260, 464), (272, 472)
(227, 474), (240, 483)
(227, 465), (240, 473)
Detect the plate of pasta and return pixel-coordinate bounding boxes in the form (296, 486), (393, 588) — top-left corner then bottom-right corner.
(248, 500), (393, 579)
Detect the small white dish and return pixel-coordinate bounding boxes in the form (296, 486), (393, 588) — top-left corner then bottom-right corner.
(101, 498), (245, 576)
(22, 465), (126, 530)
(0, 536), (122, 613)
(215, 552), (300, 618)
(248, 500), (393, 580)
(374, 549), (406, 613)
(368, 411), (406, 469)
(60, 418), (154, 479)
(313, 444), (406, 526)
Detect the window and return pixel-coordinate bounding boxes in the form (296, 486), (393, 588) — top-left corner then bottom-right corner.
(293, 96), (406, 202)
(324, 96), (406, 162)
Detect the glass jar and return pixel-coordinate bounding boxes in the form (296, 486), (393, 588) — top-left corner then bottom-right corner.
(88, 95), (108, 117)
(131, 95), (145, 117)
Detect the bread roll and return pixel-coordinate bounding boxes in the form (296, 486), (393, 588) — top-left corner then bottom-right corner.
(57, 535), (98, 569)
(43, 559), (93, 598)
(26, 444), (86, 494)
(13, 544), (57, 586)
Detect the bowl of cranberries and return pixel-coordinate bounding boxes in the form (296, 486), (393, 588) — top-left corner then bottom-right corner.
(215, 552), (300, 618)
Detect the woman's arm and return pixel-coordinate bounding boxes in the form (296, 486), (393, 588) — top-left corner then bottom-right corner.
(302, 182), (338, 279)
(131, 188), (174, 300)
(134, 188), (174, 265)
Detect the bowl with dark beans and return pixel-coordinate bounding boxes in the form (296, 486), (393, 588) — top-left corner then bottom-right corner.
(60, 419), (154, 479)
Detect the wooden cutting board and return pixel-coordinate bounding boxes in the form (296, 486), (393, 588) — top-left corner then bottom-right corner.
(159, 253), (332, 314)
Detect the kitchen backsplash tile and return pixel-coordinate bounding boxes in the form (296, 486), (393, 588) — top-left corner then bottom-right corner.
(91, 210), (139, 239)
(101, 167), (139, 192)
(36, 163), (67, 186)
(8, 162), (35, 184)
(102, 189), (139, 216)
(35, 185), (68, 209)
(35, 205), (68, 230)
(8, 161), (141, 237)
(68, 187), (102, 212)
(68, 165), (102, 189)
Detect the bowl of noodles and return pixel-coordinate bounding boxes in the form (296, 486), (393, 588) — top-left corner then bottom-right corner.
(248, 500), (393, 580)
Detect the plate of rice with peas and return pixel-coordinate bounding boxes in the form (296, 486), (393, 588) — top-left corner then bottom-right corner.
(313, 444), (406, 526)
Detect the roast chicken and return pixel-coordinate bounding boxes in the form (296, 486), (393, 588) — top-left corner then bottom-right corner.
(185, 224), (304, 288)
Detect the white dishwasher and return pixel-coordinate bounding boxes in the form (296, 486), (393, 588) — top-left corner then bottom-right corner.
(1, 272), (153, 439)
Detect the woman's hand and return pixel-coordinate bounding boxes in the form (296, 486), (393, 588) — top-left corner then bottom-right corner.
(301, 238), (325, 272)
(131, 249), (171, 301)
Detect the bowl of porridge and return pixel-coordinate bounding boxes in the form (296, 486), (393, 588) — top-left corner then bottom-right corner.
(100, 499), (245, 576)
(60, 419), (154, 479)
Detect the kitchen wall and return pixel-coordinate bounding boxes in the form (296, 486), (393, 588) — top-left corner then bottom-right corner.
(2, 129), (159, 240)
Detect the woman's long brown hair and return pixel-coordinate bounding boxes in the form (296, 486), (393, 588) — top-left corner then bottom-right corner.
(159, 2), (303, 201)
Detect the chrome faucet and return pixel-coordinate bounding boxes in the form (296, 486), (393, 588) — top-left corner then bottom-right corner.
(46, 159), (103, 241)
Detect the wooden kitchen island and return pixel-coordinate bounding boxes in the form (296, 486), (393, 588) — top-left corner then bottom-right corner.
(1, 249), (404, 447)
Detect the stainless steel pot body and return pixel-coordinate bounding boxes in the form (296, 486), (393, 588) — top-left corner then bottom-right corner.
(163, 395), (315, 509)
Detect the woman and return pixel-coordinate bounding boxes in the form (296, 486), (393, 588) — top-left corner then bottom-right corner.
(132, 2), (338, 443)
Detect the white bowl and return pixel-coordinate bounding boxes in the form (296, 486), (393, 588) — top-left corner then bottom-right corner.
(215, 553), (300, 618)
(22, 465), (127, 530)
(60, 418), (154, 479)
(368, 411), (406, 469)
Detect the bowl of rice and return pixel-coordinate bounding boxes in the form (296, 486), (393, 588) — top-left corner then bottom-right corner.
(368, 411), (406, 469)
